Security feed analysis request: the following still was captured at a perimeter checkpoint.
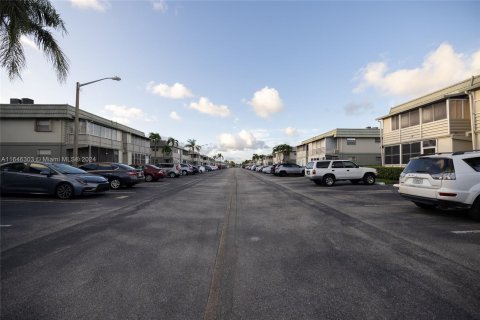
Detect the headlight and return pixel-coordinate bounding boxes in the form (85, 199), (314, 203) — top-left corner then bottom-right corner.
(76, 178), (88, 185)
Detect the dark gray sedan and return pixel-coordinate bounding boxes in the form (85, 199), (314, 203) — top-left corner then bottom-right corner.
(0, 162), (110, 199)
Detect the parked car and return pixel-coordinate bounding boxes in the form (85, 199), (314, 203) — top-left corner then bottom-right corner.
(204, 165), (213, 172)
(179, 163), (194, 175)
(0, 162), (110, 199)
(274, 163), (305, 177)
(155, 163), (181, 178)
(305, 160), (376, 186)
(397, 151), (480, 220)
(131, 164), (165, 182)
(192, 166), (199, 174)
(262, 165), (273, 173)
(79, 162), (143, 189)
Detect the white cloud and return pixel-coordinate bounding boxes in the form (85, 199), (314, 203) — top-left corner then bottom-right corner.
(70, 0), (108, 11)
(102, 104), (146, 125)
(146, 82), (193, 99)
(20, 36), (39, 51)
(248, 87), (283, 118)
(218, 130), (267, 151)
(169, 111), (181, 121)
(285, 127), (298, 136)
(190, 97), (231, 117)
(354, 43), (480, 98)
(152, 0), (167, 12)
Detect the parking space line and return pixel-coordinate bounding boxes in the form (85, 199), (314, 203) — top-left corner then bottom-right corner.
(364, 203), (408, 207)
(451, 230), (480, 234)
(1, 225), (12, 227)
(116, 196), (129, 199)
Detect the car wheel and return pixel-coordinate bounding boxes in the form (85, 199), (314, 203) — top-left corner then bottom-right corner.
(145, 174), (153, 182)
(182, 170), (188, 176)
(56, 183), (74, 199)
(323, 175), (335, 187)
(468, 197), (480, 221)
(169, 172), (176, 178)
(110, 178), (121, 189)
(279, 171), (287, 177)
(363, 173), (376, 185)
(413, 201), (435, 210)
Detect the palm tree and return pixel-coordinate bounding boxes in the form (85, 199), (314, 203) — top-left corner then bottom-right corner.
(185, 139), (202, 164)
(272, 144), (293, 163)
(161, 137), (178, 162)
(1, 0), (70, 82)
(149, 132), (161, 163)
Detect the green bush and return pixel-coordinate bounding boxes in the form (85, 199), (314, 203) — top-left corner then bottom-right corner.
(369, 166), (404, 181)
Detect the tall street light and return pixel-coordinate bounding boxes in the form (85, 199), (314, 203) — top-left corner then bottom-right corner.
(73, 76), (121, 165)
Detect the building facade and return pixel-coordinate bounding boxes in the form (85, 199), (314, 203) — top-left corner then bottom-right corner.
(377, 75), (480, 166)
(296, 128), (381, 166)
(0, 100), (150, 165)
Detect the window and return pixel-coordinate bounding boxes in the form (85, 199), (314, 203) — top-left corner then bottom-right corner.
(2, 163), (27, 172)
(410, 109), (420, 126)
(343, 161), (356, 168)
(401, 142), (421, 164)
(422, 106), (433, 123)
(385, 145), (400, 165)
(464, 157), (480, 172)
(35, 120), (51, 132)
(375, 137), (381, 143)
(450, 100), (470, 120)
(346, 138), (356, 145)
(391, 115), (399, 130)
(29, 163), (49, 174)
(332, 161), (344, 168)
(37, 149), (52, 156)
(433, 102), (447, 120)
(401, 113), (409, 128)
(316, 161), (330, 168)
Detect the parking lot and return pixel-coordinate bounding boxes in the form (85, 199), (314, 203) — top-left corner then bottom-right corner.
(2, 168), (480, 319)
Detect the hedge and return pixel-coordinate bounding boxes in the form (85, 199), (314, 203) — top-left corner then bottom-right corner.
(369, 166), (404, 181)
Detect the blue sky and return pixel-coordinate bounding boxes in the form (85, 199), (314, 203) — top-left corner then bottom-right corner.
(2, 0), (480, 162)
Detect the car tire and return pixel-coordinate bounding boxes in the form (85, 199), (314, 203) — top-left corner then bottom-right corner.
(56, 183), (74, 199)
(279, 171), (287, 177)
(169, 172), (176, 178)
(323, 175), (335, 187)
(468, 197), (480, 221)
(182, 170), (188, 176)
(110, 178), (121, 189)
(363, 173), (376, 185)
(145, 174), (153, 182)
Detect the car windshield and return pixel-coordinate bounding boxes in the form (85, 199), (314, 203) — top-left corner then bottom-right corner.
(403, 158), (454, 175)
(50, 163), (88, 174)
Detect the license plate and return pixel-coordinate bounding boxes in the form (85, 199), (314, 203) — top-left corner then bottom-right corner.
(412, 178), (423, 185)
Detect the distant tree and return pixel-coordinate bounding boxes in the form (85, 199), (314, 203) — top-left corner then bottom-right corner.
(149, 132), (161, 162)
(272, 144), (293, 163)
(162, 137), (178, 156)
(0, 0), (70, 82)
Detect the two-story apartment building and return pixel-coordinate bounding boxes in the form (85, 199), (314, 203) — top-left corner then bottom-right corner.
(377, 75), (480, 166)
(0, 99), (150, 165)
(296, 128), (381, 166)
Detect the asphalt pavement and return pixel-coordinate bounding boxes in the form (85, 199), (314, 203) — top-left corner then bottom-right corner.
(1, 168), (480, 319)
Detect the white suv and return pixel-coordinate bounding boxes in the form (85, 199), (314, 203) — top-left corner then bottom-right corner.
(398, 151), (480, 220)
(305, 160), (377, 186)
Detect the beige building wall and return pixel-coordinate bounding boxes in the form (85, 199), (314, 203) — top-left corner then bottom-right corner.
(473, 89), (480, 149)
(0, 119), (64, 143)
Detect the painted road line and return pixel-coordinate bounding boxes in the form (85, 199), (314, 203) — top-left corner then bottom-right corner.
(0, 199), (90, 204)
(364, 203), (407, 207)
(116, 196), (129, 199)
(451, 230), (480, 234)
(0, 225), (12, 227)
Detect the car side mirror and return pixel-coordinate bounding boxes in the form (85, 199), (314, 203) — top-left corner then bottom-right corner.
(40, 170), (52, 177)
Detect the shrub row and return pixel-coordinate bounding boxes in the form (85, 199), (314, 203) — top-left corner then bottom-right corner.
(369, 166), (404, 181)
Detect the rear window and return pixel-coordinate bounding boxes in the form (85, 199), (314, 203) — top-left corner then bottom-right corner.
(316, 161), (330, 168)
(403, 157), (454, 175)
(306, 162), (314, 169)
(463, 157), (480, 172)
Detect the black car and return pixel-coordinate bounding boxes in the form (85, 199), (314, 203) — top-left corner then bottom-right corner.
(79, 162), (143, 189)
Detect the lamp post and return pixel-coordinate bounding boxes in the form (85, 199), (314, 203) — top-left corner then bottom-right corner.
(73, 76), (121, 165)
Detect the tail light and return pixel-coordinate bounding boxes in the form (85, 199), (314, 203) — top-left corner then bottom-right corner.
(128, 171), (136, 176)
(312, 169), (316, 174)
